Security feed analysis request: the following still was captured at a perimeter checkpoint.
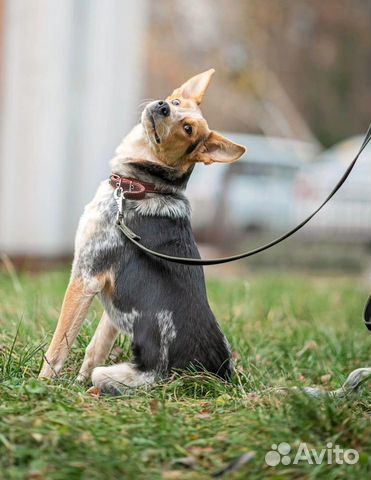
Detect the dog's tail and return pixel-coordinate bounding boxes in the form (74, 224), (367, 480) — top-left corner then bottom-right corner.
(91, 362), (155, 395)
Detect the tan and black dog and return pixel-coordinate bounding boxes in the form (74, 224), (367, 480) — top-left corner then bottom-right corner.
(39, 69), (246, 393)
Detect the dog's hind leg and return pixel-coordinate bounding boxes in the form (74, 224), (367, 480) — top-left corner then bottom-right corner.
(39, 276), (105, 379)
(76, 311), (119, 383)
(91, 362), (156, 394)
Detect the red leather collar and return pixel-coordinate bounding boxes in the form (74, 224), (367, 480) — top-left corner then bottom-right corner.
(109, 173), (162, 200)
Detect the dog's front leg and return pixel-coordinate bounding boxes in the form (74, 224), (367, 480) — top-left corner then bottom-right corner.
(76, 312), (119, 383)
(39, 277), (100, 378)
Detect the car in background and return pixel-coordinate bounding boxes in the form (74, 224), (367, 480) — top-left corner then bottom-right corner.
(187, 132), (319, 243)
(293, 135), (371, 244)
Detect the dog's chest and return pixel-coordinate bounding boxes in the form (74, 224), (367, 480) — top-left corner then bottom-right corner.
(72, 181), (193, 274)
(72, 180), (203, 291)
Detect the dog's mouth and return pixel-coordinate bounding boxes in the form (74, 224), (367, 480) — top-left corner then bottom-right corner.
(147, 111), (161, 144)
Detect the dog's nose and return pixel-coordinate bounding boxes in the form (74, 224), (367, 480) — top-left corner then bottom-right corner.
(154, 100), (170, 117)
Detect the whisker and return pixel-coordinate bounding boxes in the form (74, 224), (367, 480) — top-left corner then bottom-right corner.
(137, 98), (155, 109)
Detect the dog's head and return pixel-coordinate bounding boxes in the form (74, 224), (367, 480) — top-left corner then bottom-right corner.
(136, 69), (246, 172)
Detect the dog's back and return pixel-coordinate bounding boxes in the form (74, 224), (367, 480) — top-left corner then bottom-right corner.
(89, 189), (232, 391)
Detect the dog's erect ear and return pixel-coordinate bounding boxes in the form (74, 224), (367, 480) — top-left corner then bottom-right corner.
(170, 69), (215, 105)
(196, 131), (246, 165)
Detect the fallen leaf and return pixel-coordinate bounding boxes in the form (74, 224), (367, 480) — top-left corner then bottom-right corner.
(321, 373), (332, 384)
(188, 445), (213, 457)
(215, 433), (227, 442)
(297, 340), (318, 357)
(232, 305), (244, 317)
(232, 351), (241, 361)
(149, 399), (159, 415)
(26, 472), (44, 480)
(86, 386), (101, 397)
(162, 471), (184, 479)
(195, 412), (212, 419)
(31, 433), (43, 443)
(245, 392), (261, 403)
(79, 431), (93, 443)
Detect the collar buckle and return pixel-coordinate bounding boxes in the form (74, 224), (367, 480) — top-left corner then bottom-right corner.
(109, 174), (155, 200)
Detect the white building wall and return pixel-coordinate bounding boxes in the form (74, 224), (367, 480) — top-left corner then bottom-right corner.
(0, 0), (148, 256)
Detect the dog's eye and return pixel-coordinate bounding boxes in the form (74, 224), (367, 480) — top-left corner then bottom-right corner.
(183, 124), (193, 135)
(171, 99), (181, 106)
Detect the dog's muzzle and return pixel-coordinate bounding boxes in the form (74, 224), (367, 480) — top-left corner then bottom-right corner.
(151, 100), (170, 117)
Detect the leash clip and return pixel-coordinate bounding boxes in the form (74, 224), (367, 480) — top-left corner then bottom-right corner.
(113, 185), (142, 241)
(114, 185), (125, 221)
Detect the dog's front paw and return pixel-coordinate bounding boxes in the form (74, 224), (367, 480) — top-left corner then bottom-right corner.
(38, 364), (57, 379)
(75, 372), (89, 384)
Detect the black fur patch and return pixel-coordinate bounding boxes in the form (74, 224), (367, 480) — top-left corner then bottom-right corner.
(131, 161), (194, 188)
(90, 211), (231, 380)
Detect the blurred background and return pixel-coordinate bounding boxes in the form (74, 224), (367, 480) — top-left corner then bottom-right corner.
(0, 0), (370, 274)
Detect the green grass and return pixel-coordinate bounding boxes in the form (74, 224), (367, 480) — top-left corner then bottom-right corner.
(0, 268), (370, 479)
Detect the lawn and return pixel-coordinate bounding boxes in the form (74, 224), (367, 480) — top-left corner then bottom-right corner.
(0, 268), (369, 479)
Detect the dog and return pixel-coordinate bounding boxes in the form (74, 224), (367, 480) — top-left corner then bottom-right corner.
(39, 69), (246, 393)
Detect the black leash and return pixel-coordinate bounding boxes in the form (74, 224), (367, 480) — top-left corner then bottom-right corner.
(116, 125), (371, 327)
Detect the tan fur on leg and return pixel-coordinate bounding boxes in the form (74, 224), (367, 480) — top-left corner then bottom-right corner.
(39, 277), (103, 378)
(76, 312), (119, 383)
